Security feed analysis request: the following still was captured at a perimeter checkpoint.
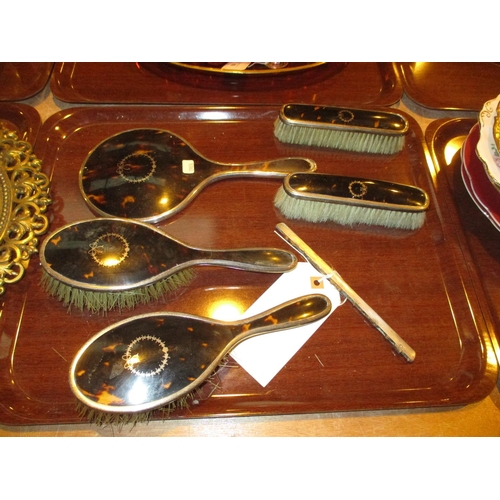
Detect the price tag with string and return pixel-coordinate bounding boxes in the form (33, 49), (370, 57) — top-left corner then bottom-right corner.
(230, 261), (342, 387)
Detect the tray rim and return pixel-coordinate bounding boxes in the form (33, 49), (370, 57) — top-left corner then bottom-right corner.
(0, 102), (41, 143)
(425, 115), (500, 363)
(49, 62), (402, 106)
(399, 62), (500, 112)
(0, 62), (54, 102)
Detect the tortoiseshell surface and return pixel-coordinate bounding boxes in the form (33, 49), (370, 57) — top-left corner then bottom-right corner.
(70, 295), (331, 412)
(285, 173), (429, 208)
(79, 128), (314, 222)
(40, 218), (297, 292)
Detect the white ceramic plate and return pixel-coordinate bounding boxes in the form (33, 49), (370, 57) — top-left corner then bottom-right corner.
(476, 94), (500, 192)
(461, 123), (500, 231)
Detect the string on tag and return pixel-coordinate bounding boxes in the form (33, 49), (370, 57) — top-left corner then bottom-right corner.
(314, 272), (336, 285)
(311, 272), (347, 305)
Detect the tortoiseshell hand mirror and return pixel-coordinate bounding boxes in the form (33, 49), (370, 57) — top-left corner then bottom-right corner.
(79, 128), (316, 223)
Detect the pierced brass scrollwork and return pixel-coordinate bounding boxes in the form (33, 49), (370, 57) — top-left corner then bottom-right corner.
(0, 126), (51, 294)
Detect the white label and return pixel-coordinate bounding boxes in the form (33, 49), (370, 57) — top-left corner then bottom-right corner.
(182, 159), (195, 174)
(230, 262), (341, 387)
(222, 62), (251, 71)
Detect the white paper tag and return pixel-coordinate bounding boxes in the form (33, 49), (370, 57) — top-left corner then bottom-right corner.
(182, 159), (195, 174)
(230, 262), (342, 387)
(221, 62), (252, 71)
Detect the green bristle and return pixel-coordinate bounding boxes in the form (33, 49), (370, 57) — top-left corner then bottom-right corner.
(40, 268), (197, 314)
(274, 118), (405, 155)
(74, 356), (231, 427)
(75, 395), (192, 427)
(274, 186), (425, 231)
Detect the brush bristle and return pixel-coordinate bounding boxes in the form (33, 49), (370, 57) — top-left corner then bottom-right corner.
(76, 393), (193, 427)
(274, 118), (405, 155)
(274, 186), (425, 230)
(74, 357), (233, 427)
(41, 268), (197, 314)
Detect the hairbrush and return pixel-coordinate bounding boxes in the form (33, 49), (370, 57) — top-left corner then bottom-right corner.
(274, 172), (429, 230)
(274, 103), (409, 154)
(40, 218), (297, 313)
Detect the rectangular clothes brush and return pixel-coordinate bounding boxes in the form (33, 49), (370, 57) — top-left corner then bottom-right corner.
(274, 172), (429, 230)
(275, 223), (416, 362)
(274, 103), (409, 154)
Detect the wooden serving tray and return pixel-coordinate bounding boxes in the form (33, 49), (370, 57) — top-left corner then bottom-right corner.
(0, 105), (496, 426)
(0, 102), (41, 142)
(426, 117), (500, 355)
(50, 62), (402, 106)
(399, 63), (500, 111)
(0, 63), (53, 102)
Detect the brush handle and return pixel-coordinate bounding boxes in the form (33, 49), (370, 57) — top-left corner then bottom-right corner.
(228, 293), (331, 339)
(280, 104), (408, 135)
(275, 223), (416, 362)
(191, 247), (297, 273)
(283, 173), (429, 212)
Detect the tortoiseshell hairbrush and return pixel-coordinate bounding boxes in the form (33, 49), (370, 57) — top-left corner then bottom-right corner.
(40, 218), (297, 313)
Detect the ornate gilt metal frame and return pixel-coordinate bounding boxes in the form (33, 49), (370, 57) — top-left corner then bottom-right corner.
(0, 126), (51, 294)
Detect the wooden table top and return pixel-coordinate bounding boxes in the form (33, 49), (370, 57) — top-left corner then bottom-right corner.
(0, 63), (499, 436)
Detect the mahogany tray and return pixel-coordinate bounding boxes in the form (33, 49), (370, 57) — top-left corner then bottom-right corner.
(0, 105), (496, 426)
(0, 63), (53, 102)
(399, 63), (500, 111)
(50, 62), (402, 106)
(426, 117), (500, 354)
(0, 102), (41, 142)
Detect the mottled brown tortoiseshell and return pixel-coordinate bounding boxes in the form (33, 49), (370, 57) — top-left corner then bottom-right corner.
(39, 218), (297, 312)
(70, 294), (332, 413)
(79, 128), (316, 223)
